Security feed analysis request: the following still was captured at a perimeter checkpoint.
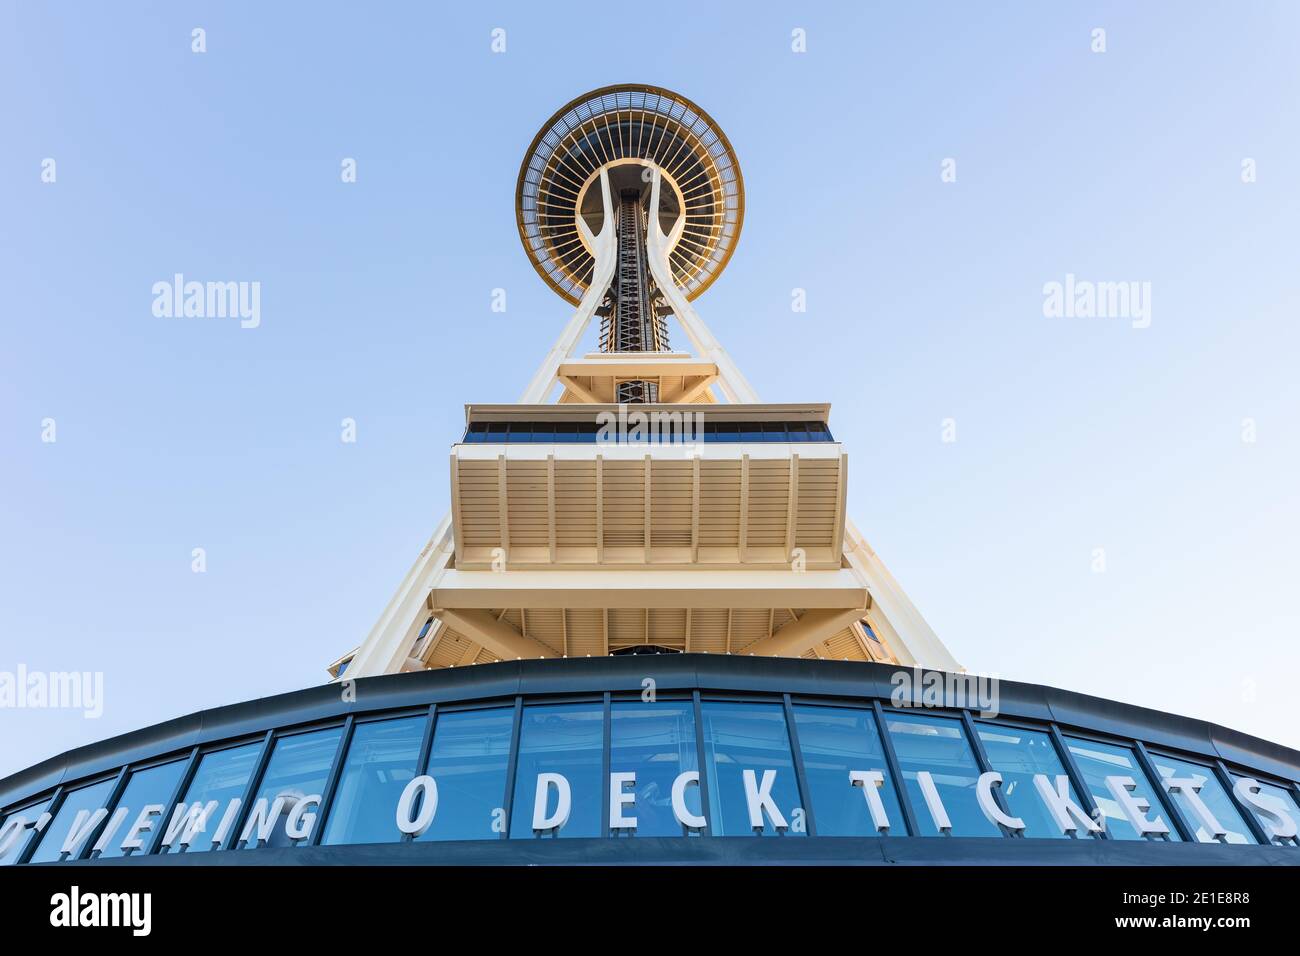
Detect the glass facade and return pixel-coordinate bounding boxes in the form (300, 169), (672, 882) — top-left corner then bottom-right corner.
(420, 707), (514, 842)
(4, 692), (1298, 861)
(701, 701), (804, 836)
(161, 742), (261, 854)
(977, 724), (1094, 840)
(321, 716), (425, 847)
(609, 700), (701, 837)
(884, 712), (1000, 837)
(237, 727), (341, 849)
(0, 797), (53, 866)
(28, 778), (116, 863)
(1149, 754), (1255, 845)
(1065, 737), (1179, 841)
(461, 420), (834, 444)
(97, 759), (188, 858)
(1233, 774), (1300, 846)
(793, 704), (904, 836)
(510, 703), (603, 838)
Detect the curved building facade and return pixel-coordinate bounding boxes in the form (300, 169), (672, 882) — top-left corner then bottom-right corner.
(2, 657), (1298, 866)
(6, 85), (1296, 869)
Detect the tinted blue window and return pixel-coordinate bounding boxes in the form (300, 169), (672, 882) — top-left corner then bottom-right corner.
(162, 742), (261, 853)
(237, 727), (342, 850)
(977, 724), (1094, 839)
(1149, 755), (1255, 844)
(0, 797), (54, 865)
(510, 703), (603, 838)
(420, 707), (514, 841)
(1065, 737), (1179, 841)
(701, 701), (805, 836)
(28, 778), (116, 863)
(1231, 775), (1300, 846)
(793, 704), (905, 836)
(608, 700), (701, 837)
(96, 760), (187, 858)
(321, 716), (425, 847)
(883, 712), (1000, 837)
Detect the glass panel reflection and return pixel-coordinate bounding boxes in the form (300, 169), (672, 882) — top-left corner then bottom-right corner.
(0, 797), (54, 865)
(1148, 755), (1255, 844)
(162, 742), (261, 853)
(793, 704), (904, 836)
(701, 701), (805, 837)
(977, 724), (1095, 840)
(1065, 737), (1180, 841)
(96, 760), (187, 858)
(237, 728), (342, 850)
(321, 716), (425, 847)
(420, 707), (514, 842)
(1231, 775), (1300, 847)
(884, 712), (999, 837)
(510, 703), (603, 839)
(28, 779), (116, 863)
(608, 700), (701, 837)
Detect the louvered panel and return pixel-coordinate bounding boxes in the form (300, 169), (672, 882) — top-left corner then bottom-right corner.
(564, 608), (605, 657)
(698, 460), (741, 547)
(506, 461), (549, 547)
(473, 647), (500, 664)
(457, 460), (502, 547)
(555, 460), (597, 547)
(729, 608), (771, 651)
(650, 460), (693, 547)
(771, 608), (796, 632)
(521, 607), (564, 655)
(794, 458), (839, 548)
(688, 608), (728, 653)
(747, 460), (790, 548)
(602, 460), (644, 548)
(801, 647), (820, 660)
(499, 608), (523, 632)
(607, 608), (646, 649)
(425, 628), (478, 669)
(647, 608), (687, 650)
(823, 626), (870, 661)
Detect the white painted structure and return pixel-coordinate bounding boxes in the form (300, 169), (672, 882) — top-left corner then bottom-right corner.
(330, 87), (960, 681)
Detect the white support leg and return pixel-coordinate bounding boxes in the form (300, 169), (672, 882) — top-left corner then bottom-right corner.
(519, 168), (619, 404)
(645, 168), (760, 404)
(341, 173), (621, 680)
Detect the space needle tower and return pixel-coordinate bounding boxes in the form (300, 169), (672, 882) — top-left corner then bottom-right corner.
(332, 85), (958, 679)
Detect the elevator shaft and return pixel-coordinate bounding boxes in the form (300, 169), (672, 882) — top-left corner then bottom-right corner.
(602, 188), (670, 403)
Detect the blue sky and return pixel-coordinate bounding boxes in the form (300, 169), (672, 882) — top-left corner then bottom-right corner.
(1, 1), (1298, 779)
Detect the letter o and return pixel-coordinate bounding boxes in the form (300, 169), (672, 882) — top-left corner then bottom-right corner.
(396, 775), (438, 837)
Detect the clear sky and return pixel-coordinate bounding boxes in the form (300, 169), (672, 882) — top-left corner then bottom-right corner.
(2, 1), (1297, 780)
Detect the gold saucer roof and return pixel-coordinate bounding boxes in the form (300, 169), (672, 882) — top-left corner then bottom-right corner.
(515, 84), (744, 306)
